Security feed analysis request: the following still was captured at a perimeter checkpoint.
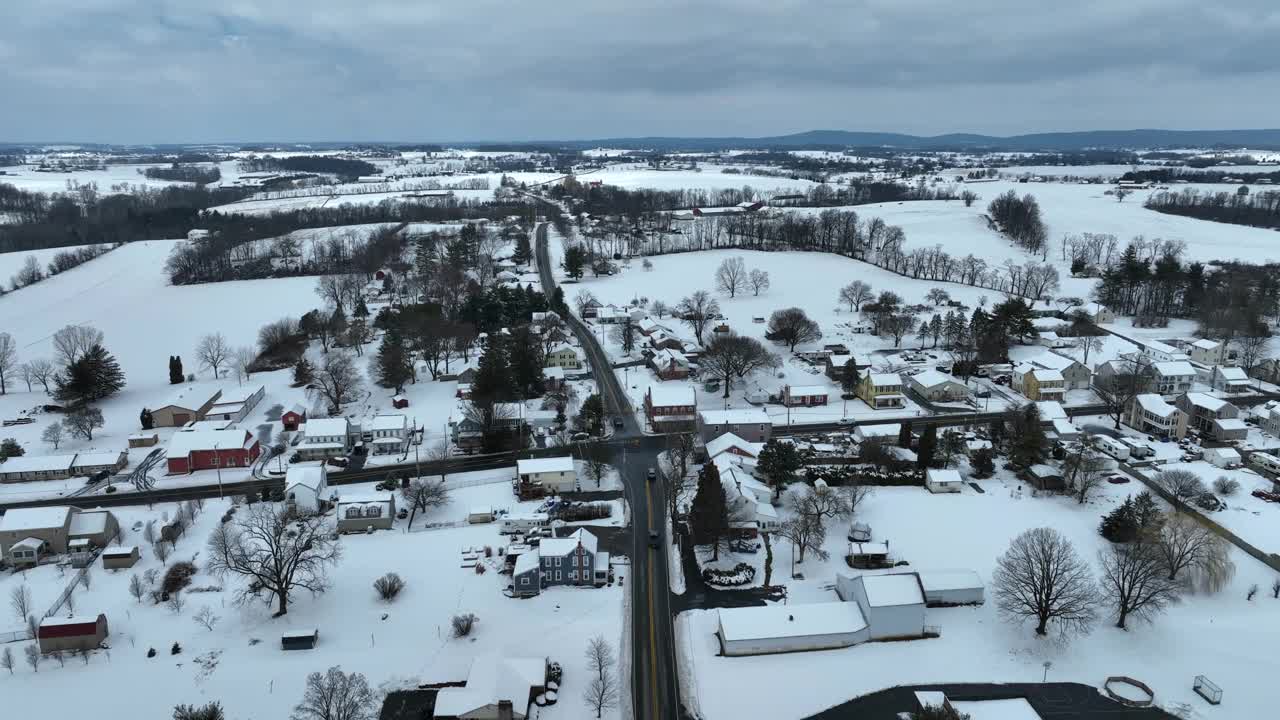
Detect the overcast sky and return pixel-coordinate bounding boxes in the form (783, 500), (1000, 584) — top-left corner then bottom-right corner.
(4, 0), (1280, 144)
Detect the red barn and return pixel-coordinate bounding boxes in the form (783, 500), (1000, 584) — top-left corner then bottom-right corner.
(392, 395), (409, 409)
(166, 429), (261, 475)
(38, 614), (108, 653)
(282, 403), (307, 431)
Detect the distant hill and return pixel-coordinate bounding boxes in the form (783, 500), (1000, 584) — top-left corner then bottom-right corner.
(566, 128), (1280, 152)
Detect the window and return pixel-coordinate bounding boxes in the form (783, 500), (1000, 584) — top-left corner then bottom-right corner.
(345, 507), (362, 519)
(555, 557), (562, 567)
(364, 505), (383, 518)
(555, 570), (561, 581)
(520, 577), (529, 585)
(569, 571), (577, 580)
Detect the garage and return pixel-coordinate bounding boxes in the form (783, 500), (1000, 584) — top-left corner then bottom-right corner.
(716, 602), (869, 656)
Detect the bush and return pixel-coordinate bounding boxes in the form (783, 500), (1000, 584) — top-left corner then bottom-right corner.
(171, 642), (182, 655)
(173, 701), (225, 720)
(147, 647), (156, 658)
(701, 562), (756, 587)
(373, 572), (405, 601)
(452, 613), (478, 638)
(1213, 476), (1241, 496)
(163, 562), (197, 595)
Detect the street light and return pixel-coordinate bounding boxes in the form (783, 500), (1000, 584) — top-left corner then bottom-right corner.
(213, 441), (224, 499)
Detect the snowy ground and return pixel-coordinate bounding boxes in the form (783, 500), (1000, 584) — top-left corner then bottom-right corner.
(0, 163), (193, 194)
(0, 472), (626, 720)
(677, 463), (1280, 720)
(0, 243), (113, 288)
(1147, 461), (1280, 557)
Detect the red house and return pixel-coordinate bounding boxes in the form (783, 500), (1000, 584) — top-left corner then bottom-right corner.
(166, 429), (261, 475)
(645, 386), (697, 432)
(282, 403), (307, 432)
(783, 384), (829, 407)
(392, 395), (409, 409)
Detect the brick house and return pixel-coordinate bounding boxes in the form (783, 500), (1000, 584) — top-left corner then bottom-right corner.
(783, 384), (829, 407)
(645, 386), (697, 432)
(650, 348), (691, 380)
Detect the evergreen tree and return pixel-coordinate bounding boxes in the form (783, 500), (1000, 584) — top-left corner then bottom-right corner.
(840, 357), (861, 395)
(564, 245), (586, 280)
(970, 447), (995, 478)
(374, 327), (413, 393)
(512, 233), (533, 265)
(917, 425), (937, 469)
(55, 344), (125, 405)
(0, 438), (23, 460)
(168, 356), (184, 385)
(690, 463), (730, 560)
(139, 408), (154, 430)
(293, 357), (314, 386)
(470, 334), (516, 409)
(899, 421), (913, 449)
(1100, 497), (1137, 543)
(1006, 403), (1046, 469)
(757, 439), (802, 499)
(928, 314), (943, 348)
(507, 327), (545, 399)
(550, 286), (567, 314)
(577, 393), (605, 434)
(1132, 491), (1164, 536)
(354, 297), (370, 319)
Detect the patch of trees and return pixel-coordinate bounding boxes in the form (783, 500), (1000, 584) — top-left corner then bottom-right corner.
(236, 154), (379, 179)
(1145, 186), (1280, 231)
(140, 164), (222, 184)
(987, 190), (1048, 253)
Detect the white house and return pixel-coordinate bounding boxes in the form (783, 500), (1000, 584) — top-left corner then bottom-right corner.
(1187, 338), (1231, 366)
(1126, 393), (1189, 440)
(1025, 350), (1092, 390)
(715, 457), (778, 532)
(1079, 302), (1115, 324)
(716, 602), (869, 656)
(284, 465), (329, 513)
(366, 414), (410, 455)
(516, 456), (577, 493)
(924, 468), (963, 494)
(1152, 361), (1197, 395)
(298, 418), (353, 460)
(433, 655), (547, 720)
(546, 343), (582, 369)
(835, 573), (927, 640)
(705, 432), (763, 462)
(1211, 365), (1251, 393)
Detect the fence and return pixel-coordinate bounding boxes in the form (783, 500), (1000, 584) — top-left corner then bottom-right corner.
(44, 549), (102, 618)
(0, 629), (30, 644)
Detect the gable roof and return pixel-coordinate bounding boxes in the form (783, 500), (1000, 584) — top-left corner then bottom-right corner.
(434, 655), (545, 720)
(717, 601), (867, 642)
(926, 468), (963, 485)
(166, 429), (253, 459)
(868, 373), (901, 386)
(285, 465), (327, 491)
(303, 418), (349, 438)
(1026, 350), (1084, 372)
(1182, 392), (1229, 412)
(909, 370), (960, 389)
(705, 433), (762, 461)
(1135, 393), (1176, 416)
(1034, 401), (1067, 421)
(540, 528), (597, 556)
(856, 573), (925, 607)
(0, 506), (71, 533)
(698, 407), (770, 426)
(517, 456), (574, 475)
(1154, 360), (1196, 377)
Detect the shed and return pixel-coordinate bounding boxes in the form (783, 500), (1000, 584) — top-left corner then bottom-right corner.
(1205, 447), (1241, 468)
(925, 468), (963, 494)
(38, 614), (108, 653)
(836, 573), (927, 640)
(916, 570), (985, 606)
(716, 602), (869, 656)
(1027, 463), (1065, 491)
(281, 403), (307, 431)
(469, 506), (496, 524)
(101, 545), (140, 570)
(128, 432), (159, 448)
(281, 629), (318, 651)
(392, 395), (409, 409)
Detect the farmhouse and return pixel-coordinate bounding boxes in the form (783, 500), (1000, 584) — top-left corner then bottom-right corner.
(38, 614), (109, 654)
(835, 573), (927, 640)
(545, 343), (582, 370)
(516, 456), (577, 494)
(335, 492), (395, 532)
(1012, 365), (1064, 402)
(297, 417), (354, 460)
(433, 655), (547, 720)
(285, 465), (329, 513)
(366, 414), (410, 455)
(204, 384), (265, 423)
(696, 407), (772, 443)
(152, 386), (222, 427)
(906, 370), (970, 402)
(0, 454), (76, 483)
(783, 384), (829, 407)
(1126, 394), (1189, 440)
(716, 602), (869, 656)
(645, 386), (697, 432)
(281, 403), (307, 431)
(165, 429), (261, 474)
(512, 528), (608, 597)
(856, 373), (905, 409)
(1024, 350), (1091, 390)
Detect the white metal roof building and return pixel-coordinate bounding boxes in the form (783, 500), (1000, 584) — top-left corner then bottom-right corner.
(916, 570), (985, 606)
(716, 601), (869, 656)
(836, 573), (927, 640)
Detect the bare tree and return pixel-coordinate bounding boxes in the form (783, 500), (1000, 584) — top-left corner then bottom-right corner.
(64, 406), (104, 440)
(766, 307), (822, 351)
(960, 189), (979, 207)
(206, 503), (341, 616)
(194, 606), (220, 631)
(52, 325), (103, 367)
(992, 527), (1098, 637)
(309, 352), (364, 414)
(651, 300), (670, 318)
(925, 288), (951, 306)
(153, 540), (172, 565)
(1074, 335), (1104, 367)
(1098, 542), (1180, 629)
(27, 358), (56, 393)
(195, 333), (231, 378)
(9, 585), (31, 625)
(574, 289), (599, 317)
(699, 334), (780, 398)
(788, 483), (853, 534)
(714, 256), (748, 298)
(748, 268), (770, 296)
(41, 422), (64, 450)
(167, 590), (186, 615)
(0, 332), (16, 395)
(1063, 448), (1107, 504)
(778, 512), (828, 567)
(581, 444), (611, 489)
(0, 646), (13, 674)
(676, 290), (721, 345)
(23, 643), (39, 672)
(128, 574), (146, 603)
(291, 666), (376, 720)
(1095, 359), (1150, 430)
(1153, 469), (1206, 510)
(232, 346), (256, 384)
(583, 635), (619, 718)
(838, 280), (873, 312)
(400, 478), (450, 528)
(1157, 513), (1233, 588)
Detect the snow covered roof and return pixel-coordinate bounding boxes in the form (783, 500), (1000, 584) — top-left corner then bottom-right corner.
(73, 451), (125, 467)
(926, 468), (963, 485)
(0, 454), (77, 474)
(847, 542), (890, 556)
(1026, 350), (1081, 371)
(68, 511), (111, 536)
(157, 385), (221, 411)
(1216, 366), (1248, 381)
(336, 492), (393, 505)
(286, 403), (307, 416)
(218, 384), (264, 404)
(513, 550), (540, 575)
(517, 456), (574, 475)
(717, 601), (867, 642)
(303, 418), (349, 438)
(1029, 464), (1061, 478)
(540, 528), (597, 556)
(698, 407), (770, 426)
(1135, 394), (1176, 416)
(1183, 392), (1229, 411)
(857, 573), (925, 607)
(285, 465), (327, 491)
(369, 414), (407, 431)
(550, 343), (577, 354)
(648, 385), (695, 408)
(184, 419), (232, 432)
(1154, 360), (1196, 377)
(909, 370), (959, 389)
(1029, 368), (1063, 382)
(40, 615), (104, 628)
(0, 507), (71, 532)
(1034, 401), (1067, 420)
(1192, 339), (1221, 350)
(855, 424), (900, 440)
(1215, 418), (1248, 431)
(166, 429), (252, 458)
(653, 348), (689, 365)
(102, 546), (137, 557)
(916, 570), (984, 593)
(542, 366), (565, 379)
(868, 373), (901, 386)
(705, 433), (762, 460)
(1051, 419), (1078, 436)
(11, 537), (43, 551)
(434, 655), (546, 719)
(787, 384), (828, 396)
(951, 698), (1043, 720)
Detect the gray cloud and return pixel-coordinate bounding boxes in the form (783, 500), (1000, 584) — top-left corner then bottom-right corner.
(2, 0), (1279, 143)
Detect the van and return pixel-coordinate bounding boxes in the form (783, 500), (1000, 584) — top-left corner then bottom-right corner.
(500, 513), (550, 535)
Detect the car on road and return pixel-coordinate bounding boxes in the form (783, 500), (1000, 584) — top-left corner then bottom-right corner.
(613, 417), (624, 429)
(648, 530), (661, 547)
(838, 417), (855, 425)
(647, 468), (657, 481)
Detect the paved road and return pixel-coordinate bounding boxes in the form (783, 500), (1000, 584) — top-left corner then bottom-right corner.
(807, 682), (1176, 719)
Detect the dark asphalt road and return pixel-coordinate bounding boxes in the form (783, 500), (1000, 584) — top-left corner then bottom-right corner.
(806, 682), (1177, 720)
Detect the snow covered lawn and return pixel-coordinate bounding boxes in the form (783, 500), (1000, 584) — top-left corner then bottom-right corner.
(1146, 461), (1280, 557)
(678, 468), (1280, 720)
(0, 475), (626, 719)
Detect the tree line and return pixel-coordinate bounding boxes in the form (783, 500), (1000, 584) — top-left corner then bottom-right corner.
(987, 190), (1048, 254)
(140, 164), (221, 184)
(236, 154), (379, 178)
(1145, 187), (1280, 230)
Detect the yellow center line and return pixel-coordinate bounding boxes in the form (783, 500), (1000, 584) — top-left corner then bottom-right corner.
(646, 478), (660, 719)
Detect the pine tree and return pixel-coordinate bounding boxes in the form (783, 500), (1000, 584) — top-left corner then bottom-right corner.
(970, 447), (995, 478)
(470, 334), (515, 408)
(899, 421), (913, 449)
(550, 286), (566, 314)
(757, 439), (802, 500)
(928, 314), (943, 348)
(293, 357), (314, 386)
(55, 344), (125, 405)
(354, 297), (370, 319)
(564, 246), (586, 280)
(690, 463), (730, 560)
(512, 233), (533, 265)
(1006, 404), (1046, 469)
(1100, 496), (1137, 542)
(917, 425), (937, 468)
(168, 356), (184, 385)
(507, 327), (545, 399)
(139, 408), (154, 430)
(0, 438), (23, 460)
(374, 327), (413, 393)
(840, 357), (860, 395)
(1132, 491), (1163, 536)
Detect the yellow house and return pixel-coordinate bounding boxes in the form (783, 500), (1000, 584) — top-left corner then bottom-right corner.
(546, 343), (582, 370)
(1013, 364), (1065, 402)
(855, 372), (906, 409)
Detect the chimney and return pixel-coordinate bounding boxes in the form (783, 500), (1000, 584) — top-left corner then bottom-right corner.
(498, 700), (514, 720)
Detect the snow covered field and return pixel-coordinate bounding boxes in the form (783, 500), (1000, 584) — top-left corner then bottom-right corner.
(0, 474), (625, 719)
(678, 467), (1280, 720)
(0, 243), (112, 288)
(0, 163), (192, 194)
